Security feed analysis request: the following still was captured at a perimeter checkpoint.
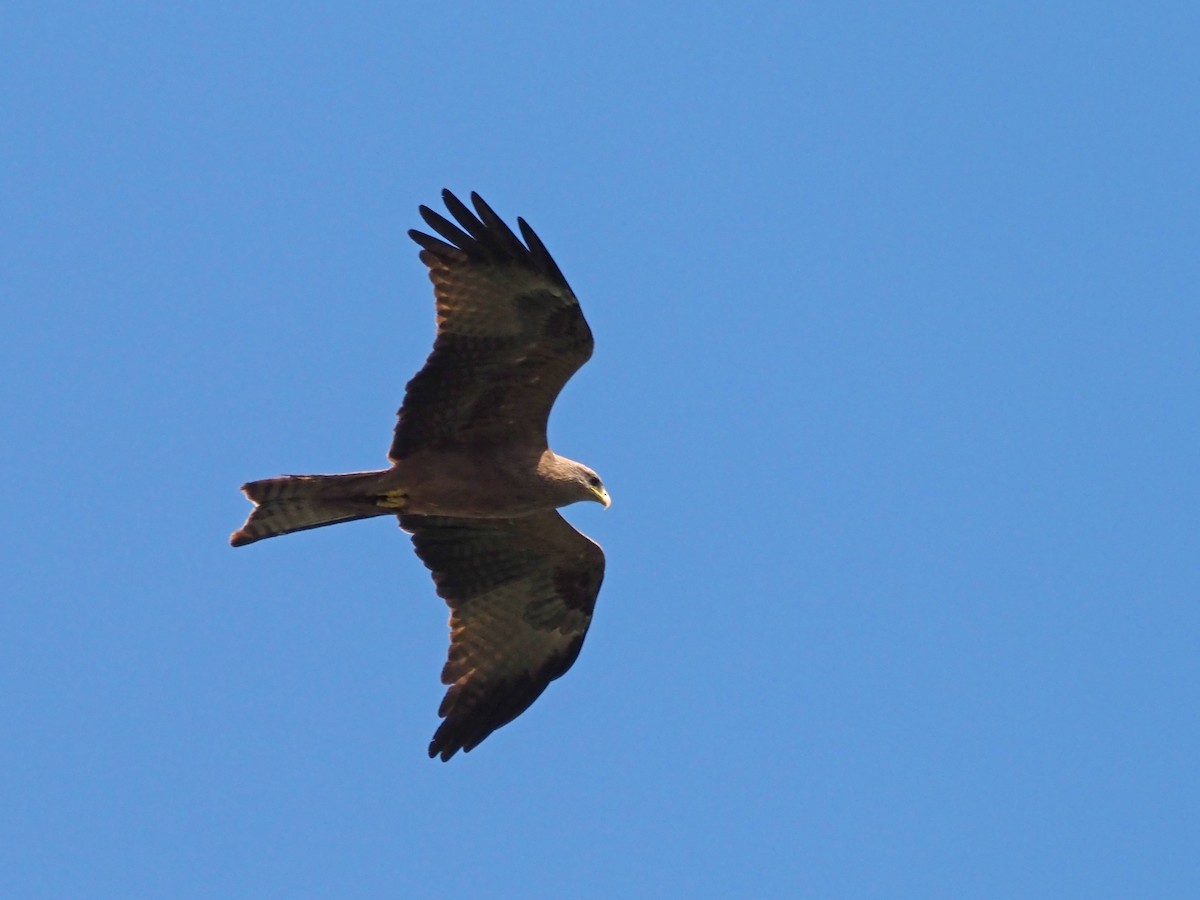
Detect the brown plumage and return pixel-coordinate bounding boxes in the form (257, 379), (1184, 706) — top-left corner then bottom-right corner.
(232, 191), (609, 760)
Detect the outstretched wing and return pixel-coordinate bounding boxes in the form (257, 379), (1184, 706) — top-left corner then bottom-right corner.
(399, 511), (605, 761)
(390, 190), (594, 461)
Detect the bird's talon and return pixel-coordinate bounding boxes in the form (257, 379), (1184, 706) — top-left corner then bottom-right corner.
(376, 489), (409, 510)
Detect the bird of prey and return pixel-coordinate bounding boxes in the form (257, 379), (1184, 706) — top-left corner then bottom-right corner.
(231, 190), (609, 760)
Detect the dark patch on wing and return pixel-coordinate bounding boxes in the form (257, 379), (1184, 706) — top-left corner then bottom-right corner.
(553, 564), (605, 615)
(390, 191), (594, 461)
(399, 510), (605, 761)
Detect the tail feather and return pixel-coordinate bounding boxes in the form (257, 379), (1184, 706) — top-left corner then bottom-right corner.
(230, 471), (390, 547)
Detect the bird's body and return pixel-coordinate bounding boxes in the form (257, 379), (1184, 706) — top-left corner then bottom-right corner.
(231, 446), (600, 545)
(391, 445), (606, 517)
(232, 191), (608, 760)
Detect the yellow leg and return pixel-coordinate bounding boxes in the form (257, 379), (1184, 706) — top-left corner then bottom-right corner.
(376, 489), (409, 510)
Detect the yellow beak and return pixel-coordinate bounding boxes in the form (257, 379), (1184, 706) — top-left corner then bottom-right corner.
(594, 486), (612, 508)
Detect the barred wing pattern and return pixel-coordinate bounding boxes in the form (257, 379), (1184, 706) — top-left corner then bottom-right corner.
(391, 190), (594, 460)
(400, 511), (605, 760)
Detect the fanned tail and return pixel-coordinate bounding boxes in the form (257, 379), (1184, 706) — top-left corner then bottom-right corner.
(230, 471), (391, 547)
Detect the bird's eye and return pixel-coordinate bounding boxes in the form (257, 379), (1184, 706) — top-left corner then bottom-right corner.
(588, 475), (600, 486)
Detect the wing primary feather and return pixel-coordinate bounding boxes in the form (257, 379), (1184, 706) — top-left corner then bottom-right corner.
(407, 228), (462, 260)
(470, 192), (529, 259)
(518, 217), (569, 287)
(418, 191), (572, 289)
(441, 189), (494, 246)
(419, 204), (481, 255)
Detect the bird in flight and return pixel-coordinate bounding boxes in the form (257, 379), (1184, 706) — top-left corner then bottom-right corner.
(232, 190), (609, 760)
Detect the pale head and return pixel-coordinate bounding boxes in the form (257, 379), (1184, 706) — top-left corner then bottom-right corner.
(573, 463), (611, 508)
(542, 453), (611, 509)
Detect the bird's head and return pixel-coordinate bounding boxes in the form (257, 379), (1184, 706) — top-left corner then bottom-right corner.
(544, 454), (610, 509)
(575, 465), (611, 508)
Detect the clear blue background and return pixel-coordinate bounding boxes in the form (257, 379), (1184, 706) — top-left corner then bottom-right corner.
(4, 3), (1197, 897)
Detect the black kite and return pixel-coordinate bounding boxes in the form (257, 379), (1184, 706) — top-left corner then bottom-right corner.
(232, 191), (609, 760)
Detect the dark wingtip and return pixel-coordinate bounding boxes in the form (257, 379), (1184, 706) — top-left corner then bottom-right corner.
(428, 737), (459, 762)
(469, 191), (491, 216)
(517, 216), (569, 286)
(415, 200), (480, 255)
(411, 190), (570, 289)
(409, 228), (452, 257)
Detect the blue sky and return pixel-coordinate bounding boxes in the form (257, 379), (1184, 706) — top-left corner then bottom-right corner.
(3, 3), (1198, 897)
